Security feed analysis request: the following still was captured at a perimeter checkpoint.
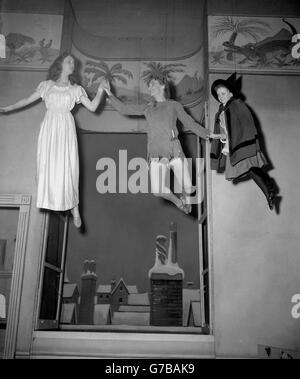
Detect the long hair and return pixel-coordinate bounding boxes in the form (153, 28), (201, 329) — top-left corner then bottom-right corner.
(47, 51), (81, 85)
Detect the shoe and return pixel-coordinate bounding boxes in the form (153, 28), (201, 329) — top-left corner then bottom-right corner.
(73, 215), (82, 228)
(267, 191), (276, 211)
(185, 185), (196, 196)
(177, 196), (192, 215)
(71, 207), (82, 228)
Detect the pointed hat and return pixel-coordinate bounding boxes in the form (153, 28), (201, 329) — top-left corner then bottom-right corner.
(211, 73), (239, 102)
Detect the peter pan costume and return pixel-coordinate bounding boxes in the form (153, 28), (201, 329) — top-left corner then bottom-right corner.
(109, 95), (210, 161)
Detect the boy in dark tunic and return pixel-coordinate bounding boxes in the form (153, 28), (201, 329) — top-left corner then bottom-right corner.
(102, 77), (223, 214)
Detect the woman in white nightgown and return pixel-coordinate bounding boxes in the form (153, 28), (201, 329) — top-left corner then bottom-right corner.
(0, 52), (105, 228)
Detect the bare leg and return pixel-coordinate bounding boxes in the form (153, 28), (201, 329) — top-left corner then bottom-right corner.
(150, 159), (190, 213)
(170, 157), (195, 213)
(71, 205), (82, 228)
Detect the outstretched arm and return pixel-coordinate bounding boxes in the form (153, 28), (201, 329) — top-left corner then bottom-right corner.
(80, 85), (105, 112)
(173, 101), (210, 140)
(174, 101), (224, 140)
(0, 91), (41, 113)
(102, 81), (146, 116)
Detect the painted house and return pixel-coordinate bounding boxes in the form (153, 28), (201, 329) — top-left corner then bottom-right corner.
(96, 285), (112, 304)
(61, 283), (80, 325)
(187, 301), (202, 327)
(94, 304), (112, 325)
(96, 278), (140, 312)
(61, 303), (77, 325)
(63, 283), (79, 305)
(182, 289), (201, 327)
(112, 311), (150, 326)
(118, 305), (149, 313)
(127, 293), (150, 306)
(118, 294), (151, 318)
(111, 278), (131, 311)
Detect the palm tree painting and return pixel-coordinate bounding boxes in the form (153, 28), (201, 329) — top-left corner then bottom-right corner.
(141, 61), (186, 84)
(208, 16), (300, 73)
(83, 60), (134, 96)
(141, 61), (204, 105)
(212, 16), (271, 61)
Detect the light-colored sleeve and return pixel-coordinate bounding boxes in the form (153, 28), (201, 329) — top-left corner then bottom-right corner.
(35, 80), (51, 100)
(75, 85), (88, 104)
(173, 101), (210, 140)
(109, 94), (147, 116)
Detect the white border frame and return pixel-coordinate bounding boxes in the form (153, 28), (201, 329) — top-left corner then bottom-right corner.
(30, 331), (214, 359)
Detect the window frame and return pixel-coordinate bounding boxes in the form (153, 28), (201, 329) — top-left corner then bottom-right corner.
(0, 194), (31, 359)
(32, 107), (215, 357)
(35, 211), (69, 330)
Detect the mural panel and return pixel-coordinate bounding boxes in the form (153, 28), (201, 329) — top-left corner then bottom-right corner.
(208, 16), (300, 74)
(74, 46), (206, 107)
(0, 12), (63, 70)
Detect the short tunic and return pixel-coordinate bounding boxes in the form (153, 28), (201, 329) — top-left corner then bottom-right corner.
(109, 96), (209, 162)
(35, 80), (87, 210)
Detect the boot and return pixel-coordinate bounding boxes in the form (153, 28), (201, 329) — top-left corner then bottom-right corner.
(248, 167), (277, 210)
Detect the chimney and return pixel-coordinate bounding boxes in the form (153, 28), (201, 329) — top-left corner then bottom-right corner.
(78, 260), (97, 325)
(149, 222), (184, 326)
(111, 277), (117, 291)
(167, 222), (178, 265)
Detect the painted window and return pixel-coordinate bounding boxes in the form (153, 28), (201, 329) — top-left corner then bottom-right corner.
(36, 133), (210, 334)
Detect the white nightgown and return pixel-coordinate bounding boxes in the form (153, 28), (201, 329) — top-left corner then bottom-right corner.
(35, 80), (87, 211)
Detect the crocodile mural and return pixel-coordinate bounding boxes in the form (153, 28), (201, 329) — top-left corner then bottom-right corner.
(209, 16), (300, 71)
(223, 19), (298, 65)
